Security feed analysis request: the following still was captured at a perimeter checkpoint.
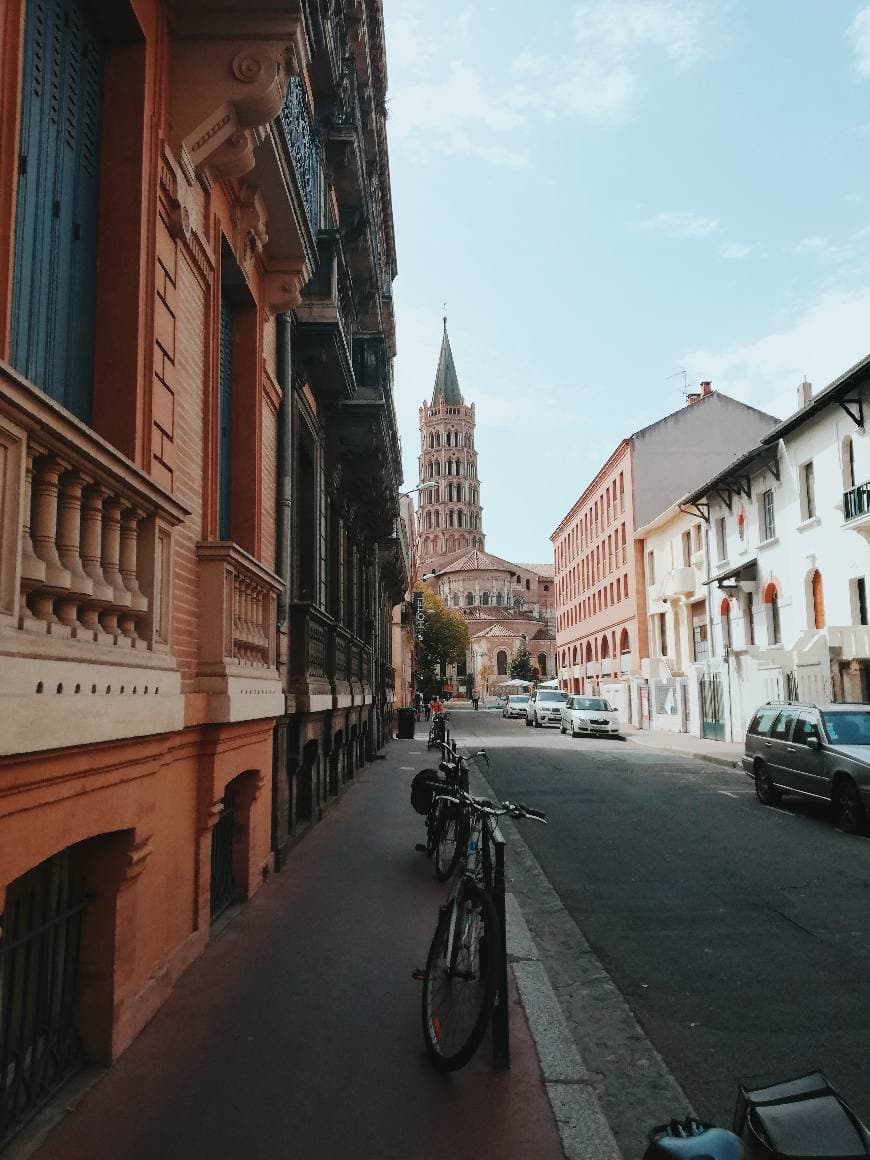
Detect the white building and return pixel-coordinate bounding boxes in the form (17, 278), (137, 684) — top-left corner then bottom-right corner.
(685, 359), (870, 741)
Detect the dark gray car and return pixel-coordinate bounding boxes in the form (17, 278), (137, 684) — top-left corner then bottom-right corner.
(742, 701), (870, 833)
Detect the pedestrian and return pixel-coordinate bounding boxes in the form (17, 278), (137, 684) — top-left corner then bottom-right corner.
(424, 696), (431, 722)
(471, 688), (480, 711)
(431, 695), (444, 717)
(414, 690), (422, 721)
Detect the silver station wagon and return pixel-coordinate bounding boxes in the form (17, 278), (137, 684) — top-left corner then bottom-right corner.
(743, 701), (870, 833)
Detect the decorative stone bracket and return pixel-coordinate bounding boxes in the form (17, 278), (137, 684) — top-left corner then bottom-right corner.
(171, 19), (308, 184)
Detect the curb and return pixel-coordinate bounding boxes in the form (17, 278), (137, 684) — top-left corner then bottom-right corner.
(470, 759), (623, 1160)
(624, 733), (743, 770)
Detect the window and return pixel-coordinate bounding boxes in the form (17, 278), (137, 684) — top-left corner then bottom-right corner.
(852, 577), (868, 626)
(721, 600), (732, 650)
(12, 0), (104, 421)
(811, 570), (825, 630)
(745, 593), (755, 645)
(737, 511), (746, 541)
(801, 461), (816, 521)
(496, 650), (508, 676)
(682, 530), (692, 567)
(768, 590), (781, 645)
(692, 523), (702, 552)
(760, 489), (776, 541)
(749, 707), (780, 736)
(658, 612), (668, 657)
(693, 622), (709, 661)
(792, 712), (821, 746)
(647, 550), (655, 586)
(770, 709), (797, 741)
(715, 516), (727, 562)
(465, 592), (474, 605)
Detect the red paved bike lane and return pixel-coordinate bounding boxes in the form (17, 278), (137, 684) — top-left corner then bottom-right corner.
(31, 741), (565, 1160)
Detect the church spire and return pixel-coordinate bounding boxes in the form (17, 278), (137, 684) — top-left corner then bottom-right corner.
(431, 321), (463, 406)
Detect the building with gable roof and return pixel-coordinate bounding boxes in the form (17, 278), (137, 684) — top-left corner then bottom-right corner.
(416, 324), (554, 692)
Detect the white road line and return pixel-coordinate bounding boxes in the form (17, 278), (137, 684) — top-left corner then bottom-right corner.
(399, 766), (415, 771)
(718, 790), (739, 798)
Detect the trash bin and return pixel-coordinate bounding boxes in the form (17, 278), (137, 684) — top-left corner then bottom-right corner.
(397, 707), (416, 739)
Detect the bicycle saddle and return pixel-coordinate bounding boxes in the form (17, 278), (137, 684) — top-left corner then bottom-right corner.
(644, 1119), (742, 1159)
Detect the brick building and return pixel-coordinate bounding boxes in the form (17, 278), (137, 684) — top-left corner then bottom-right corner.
(552, 385), (776, 719)
(0, 0), (402, 1142)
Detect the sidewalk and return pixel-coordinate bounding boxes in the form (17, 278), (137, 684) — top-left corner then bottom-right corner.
(24, 742), (566, 1160)
(623, 725), (744, 769)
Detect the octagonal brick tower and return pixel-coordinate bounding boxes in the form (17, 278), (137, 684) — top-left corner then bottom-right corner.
(417, 320), (484, 575)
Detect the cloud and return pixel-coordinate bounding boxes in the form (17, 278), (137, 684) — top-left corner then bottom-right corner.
(720, 241), (754, 259)
(633, 210), (720, 238)
(849, 5), (870, 77)
(681, 288), (870, 419)
(385, 0), (710, 165)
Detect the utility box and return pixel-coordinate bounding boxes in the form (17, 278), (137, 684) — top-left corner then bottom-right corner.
(397, 708), (416, 739)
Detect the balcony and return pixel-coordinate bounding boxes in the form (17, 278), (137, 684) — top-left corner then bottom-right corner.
(276, 75), (323, 238)
(844, 482), (870, 532)
(295, 231), (356, 403)
(286, 601), (334, 713)
(0, 363), (189, 755)
(664, 567), (697, 600)
(196, 543), (284, 722)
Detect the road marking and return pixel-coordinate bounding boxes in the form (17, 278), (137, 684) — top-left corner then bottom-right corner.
(718, 790), (739, 798)
(399, 766), (415, 771)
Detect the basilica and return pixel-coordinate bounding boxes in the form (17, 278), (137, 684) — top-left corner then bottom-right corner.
(417, 323), (555, 692)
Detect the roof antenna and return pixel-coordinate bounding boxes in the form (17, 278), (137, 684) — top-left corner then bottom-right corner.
(667, 368), (688, 397)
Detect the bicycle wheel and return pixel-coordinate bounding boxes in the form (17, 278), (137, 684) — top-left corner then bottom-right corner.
(422, 881), (500, 1070)
(434, 802), (465, 881)
(425, 796), (443, 856)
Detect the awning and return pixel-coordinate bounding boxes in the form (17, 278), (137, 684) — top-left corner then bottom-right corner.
(704, 558), (758, 588)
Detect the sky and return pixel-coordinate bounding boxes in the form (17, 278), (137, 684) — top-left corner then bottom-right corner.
(381, 0), (870, 564)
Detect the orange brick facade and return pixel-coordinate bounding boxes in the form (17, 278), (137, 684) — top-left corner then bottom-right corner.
(0, 0), (403, 1135)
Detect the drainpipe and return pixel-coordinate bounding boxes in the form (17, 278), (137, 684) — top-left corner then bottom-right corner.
(276, 313), (293, 627)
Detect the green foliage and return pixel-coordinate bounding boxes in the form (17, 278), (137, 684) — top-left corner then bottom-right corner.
(416, 585), (470, 691)
(509, 642), (534, 681)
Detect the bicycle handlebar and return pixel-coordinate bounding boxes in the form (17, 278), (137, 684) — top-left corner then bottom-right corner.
(433, 786), (546, 823)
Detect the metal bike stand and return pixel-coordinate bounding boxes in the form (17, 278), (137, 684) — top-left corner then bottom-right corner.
(491, 825), (510, 1068)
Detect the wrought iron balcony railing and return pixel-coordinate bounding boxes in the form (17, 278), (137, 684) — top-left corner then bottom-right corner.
(844, 481), (870, 522)
(277, 75), (323, 236)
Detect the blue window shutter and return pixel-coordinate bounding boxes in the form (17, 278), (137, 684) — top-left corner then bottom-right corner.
(11, 0), (102, 422)
(218, 296), (234, 541)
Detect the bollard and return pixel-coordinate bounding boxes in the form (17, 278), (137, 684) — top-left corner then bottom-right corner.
(491, 828), (510, 1068)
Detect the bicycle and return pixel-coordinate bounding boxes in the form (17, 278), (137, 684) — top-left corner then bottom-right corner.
(412, 744), (477, 881)
(420, 785), (545, 1071)
(426, 711), (448, 751)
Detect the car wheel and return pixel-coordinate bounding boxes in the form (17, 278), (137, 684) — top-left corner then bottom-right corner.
(832, 776), (867, 834)
(533, 716), (541, 728)
(754, 761), (781, 806)
(560, 724), (566, 734)
(525, 716), (532, 727)
(570, 721), (577, 737)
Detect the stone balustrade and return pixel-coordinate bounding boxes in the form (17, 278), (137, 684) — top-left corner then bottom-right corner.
(196, 543), (282, 673)
(0, 364), (188, 650)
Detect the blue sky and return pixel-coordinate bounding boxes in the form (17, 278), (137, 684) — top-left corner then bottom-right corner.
(382, 0), (870, 563)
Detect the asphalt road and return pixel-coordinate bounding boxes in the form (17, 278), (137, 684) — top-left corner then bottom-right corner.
(448, 707), (870, 1145)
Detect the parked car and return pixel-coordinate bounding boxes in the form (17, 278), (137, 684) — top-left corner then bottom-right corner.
(503, 695), (529, 719)
(743, 701), (870, 833)
(560, 695), (622, 738)
(526, 689), (569, 727)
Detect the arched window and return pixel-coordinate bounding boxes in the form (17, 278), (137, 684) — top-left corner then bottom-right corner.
(619, 627), (630, 672)
(585, 641), (593, 663)
(572, 645), (578, 665)
(435, 510), (440, 527)
(721, 597), (732, 650)
(425, 511), (432, 530)
(601, 636), (610, 658)
(466, 592), (475, 605)
(763, 582), (781, 645)
(495, 592), (503, 605)
(451, 593), (459, 607)
(496, 650), (508, 676)
(811, 569), (825, 629)
(843, 435), (856, 492)
(481, 591), (489, 605)
(457, 510), (463, 527)
(427, 462), (433, 478)
(446, 431), (452, 447)
(513, 596), (522, 608)
(538, 653), (547, 676)
(434, 461), (441, 476)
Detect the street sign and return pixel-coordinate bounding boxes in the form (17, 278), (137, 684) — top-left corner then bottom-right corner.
(412, 591), (425, 640)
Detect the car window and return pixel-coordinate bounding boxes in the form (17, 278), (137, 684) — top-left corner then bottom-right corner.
(769, 709), (798, 741)
(538, 691), (568, 702)
(822, 710), (870, 745)
(792, 713), (821, 746)
(749, 707), (780, 737)
(574, 697), (610, 711)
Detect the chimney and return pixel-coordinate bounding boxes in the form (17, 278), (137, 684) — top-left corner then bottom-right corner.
(700, 380), (712, 396)
(797, 379), (813, 409)
(687, 392), (701, 405)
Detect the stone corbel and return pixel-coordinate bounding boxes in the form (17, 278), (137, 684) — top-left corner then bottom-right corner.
(172, 32), (304, 183)
(235, 184), (269, 268)
(263, 262), (306, 315)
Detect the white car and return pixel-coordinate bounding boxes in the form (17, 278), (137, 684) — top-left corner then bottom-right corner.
(503, 695), (530, 719)
(560, 696), (622, 738)
(526, 689), (569, 727)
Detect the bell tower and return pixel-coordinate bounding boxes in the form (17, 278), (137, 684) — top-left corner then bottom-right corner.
(417, 319), (484, 574)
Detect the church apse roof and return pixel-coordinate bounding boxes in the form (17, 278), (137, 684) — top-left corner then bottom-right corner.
(431, 321), (464, 406)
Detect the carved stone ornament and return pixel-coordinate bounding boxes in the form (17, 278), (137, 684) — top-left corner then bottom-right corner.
(236, 184), (269, 266)
(171, 28), (306, 182)
(264, 265), (306, 315)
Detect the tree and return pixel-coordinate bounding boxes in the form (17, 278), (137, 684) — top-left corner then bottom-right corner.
(478, 660), (493, 695)
(509, 643), (534, 681)
(415, 584), (470, 694)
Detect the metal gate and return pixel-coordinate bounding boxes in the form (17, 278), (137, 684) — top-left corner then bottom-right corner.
(210, 783), (236, 920)
(700, 674), (724, 741)
(0, 849), (88, 1146)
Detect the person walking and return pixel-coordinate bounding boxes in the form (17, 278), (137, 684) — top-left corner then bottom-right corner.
(471, 688), (480, 711)
(423, 696), (432, 722)
(414, 690), (423, 721)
